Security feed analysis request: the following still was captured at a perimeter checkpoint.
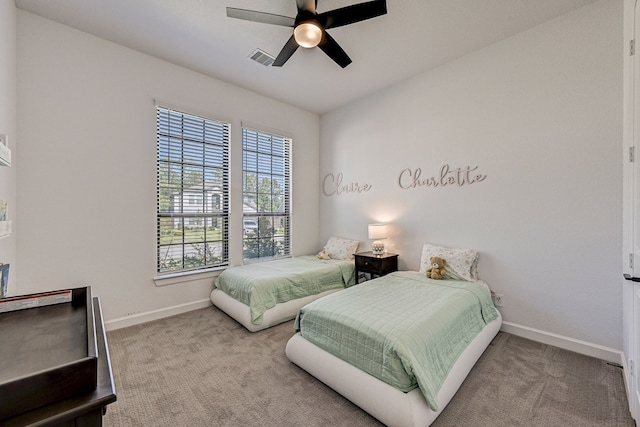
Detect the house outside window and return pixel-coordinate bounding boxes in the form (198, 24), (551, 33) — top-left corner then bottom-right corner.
(242, 127), (291, 262)
(156, 106), (230, 274)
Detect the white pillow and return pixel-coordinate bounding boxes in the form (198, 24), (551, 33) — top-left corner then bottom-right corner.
(323, 237), (359, 260)
(419, 242), (478, 282)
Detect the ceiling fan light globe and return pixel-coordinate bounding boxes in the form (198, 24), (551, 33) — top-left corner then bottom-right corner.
(294, 22), (322, 48)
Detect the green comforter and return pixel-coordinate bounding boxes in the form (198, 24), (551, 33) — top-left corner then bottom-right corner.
(294, 271), (498, 411)
(215, 256), (355, 324)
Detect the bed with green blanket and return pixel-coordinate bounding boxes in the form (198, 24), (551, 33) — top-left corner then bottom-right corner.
(286, 271), (502, 427)
(210, 255), (356, 332)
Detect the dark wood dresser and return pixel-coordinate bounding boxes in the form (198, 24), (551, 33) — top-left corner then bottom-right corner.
(0, 289), (116, 426)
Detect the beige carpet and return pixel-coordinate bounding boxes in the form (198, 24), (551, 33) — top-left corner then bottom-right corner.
(104, 306), (635, 427)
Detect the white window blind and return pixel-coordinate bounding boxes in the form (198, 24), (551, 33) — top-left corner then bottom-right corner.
(156, 107), (230, 274)
(242, 127), (291, 261)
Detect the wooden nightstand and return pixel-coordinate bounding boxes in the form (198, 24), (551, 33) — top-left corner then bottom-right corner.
(354, 251), (399, 284)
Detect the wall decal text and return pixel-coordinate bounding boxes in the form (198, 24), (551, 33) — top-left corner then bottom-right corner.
(398, 164), (487, 190)
(322, 172), (372, 197)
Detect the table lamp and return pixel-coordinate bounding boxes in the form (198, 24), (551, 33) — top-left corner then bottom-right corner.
(368, 223), (387, 256)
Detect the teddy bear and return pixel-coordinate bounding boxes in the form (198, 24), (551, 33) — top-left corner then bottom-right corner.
(317, 249), (331, 260)
(426, 256), (447, 280)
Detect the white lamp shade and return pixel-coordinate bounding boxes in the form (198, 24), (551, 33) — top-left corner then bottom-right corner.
(368, 224), (387, 240)
(294, 21), (323, 48)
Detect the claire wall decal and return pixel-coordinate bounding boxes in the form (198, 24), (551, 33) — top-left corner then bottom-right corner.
(322, 172), (372, 196)
(398, 164), (487, 190)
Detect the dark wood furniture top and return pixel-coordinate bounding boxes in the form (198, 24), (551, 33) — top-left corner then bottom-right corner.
(0, 288), (98, 420)
(1, 296), (116, 427)
(354, 251), (399, 284)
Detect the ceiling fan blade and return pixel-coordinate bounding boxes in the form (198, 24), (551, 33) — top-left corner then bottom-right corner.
(296, 0), (316, 14)
(226, 8), (295, 27)
(273, 35), (300, 67)
(318, 32), (352, 68)
(318, 0), (387, 30)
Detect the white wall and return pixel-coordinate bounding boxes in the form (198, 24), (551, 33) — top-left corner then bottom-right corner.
(14, 1), (625, 352)
(0, 1), (17, 294)
(16, 10), (320, 324)
(320, 0), (623, 350)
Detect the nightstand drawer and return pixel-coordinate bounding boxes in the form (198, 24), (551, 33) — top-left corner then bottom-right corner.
(353, 252), (398, 283)
(355, 256), (393, 274)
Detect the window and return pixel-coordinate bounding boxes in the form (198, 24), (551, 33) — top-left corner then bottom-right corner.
(156, 106), (230, 274)
(242, 127), (291, 262)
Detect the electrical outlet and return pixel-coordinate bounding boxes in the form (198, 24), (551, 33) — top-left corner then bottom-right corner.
(494, 294), (504, 307)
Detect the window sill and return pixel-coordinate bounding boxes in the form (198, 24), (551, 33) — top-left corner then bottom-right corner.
(153, 266), (226, 287)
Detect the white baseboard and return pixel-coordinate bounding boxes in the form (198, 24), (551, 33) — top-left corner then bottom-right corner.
(104, 298), (213, 331)
(501, 321), (624, 365)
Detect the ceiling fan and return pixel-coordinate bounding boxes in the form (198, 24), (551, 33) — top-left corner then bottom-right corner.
(227, 0), (387, 68)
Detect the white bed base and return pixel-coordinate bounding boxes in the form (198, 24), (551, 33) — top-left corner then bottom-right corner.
(285, 312), (502, 427)
(210, 288), (341, 332)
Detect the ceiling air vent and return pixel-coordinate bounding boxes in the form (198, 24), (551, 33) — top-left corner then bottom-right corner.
(249, 49), (275, 67)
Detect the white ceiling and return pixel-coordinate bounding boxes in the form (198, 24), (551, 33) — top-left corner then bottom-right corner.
(15, 0), (599, 115)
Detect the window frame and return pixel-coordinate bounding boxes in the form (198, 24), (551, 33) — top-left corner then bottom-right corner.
(241, 126), (291, 263)
(156, 106), (230, 276)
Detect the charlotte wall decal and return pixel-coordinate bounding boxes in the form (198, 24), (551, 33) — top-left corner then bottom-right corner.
(322, 172), (373, 196)
(398, 164), (487, 190)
